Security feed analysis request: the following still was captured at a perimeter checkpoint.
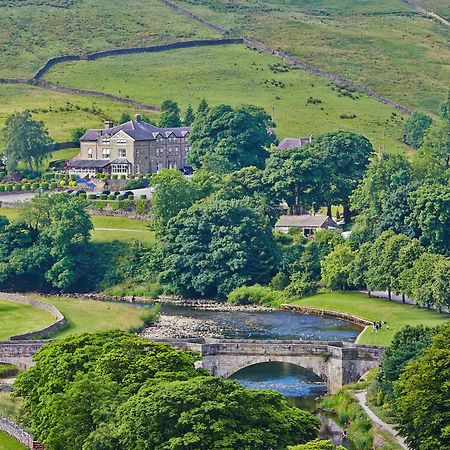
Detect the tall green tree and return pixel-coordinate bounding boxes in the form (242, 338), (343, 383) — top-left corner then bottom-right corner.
(394, 325), (450, 450)
(309, 131), (374, 223)
(403, 111), (432, 148)
(2, 111), (53, 172)
(321, 243), (355, 290)
(183, 104), (195, 126)
(188, 104), (275, 174)
(158, 100), (182, 127)
(419, 120), (450, 168)
(120, 112), (131, 123)
(159, 197), (279, 298)
(150, 169), (193, 234)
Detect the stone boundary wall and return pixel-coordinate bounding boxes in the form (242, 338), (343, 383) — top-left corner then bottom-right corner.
(158, 0), (412, 115)
(0, 415), (33, 448)
(47, 141), (79, 151)
(281, 304), (372, 327)
(0, 293), (66, 340)
(33, 38), (243, 80)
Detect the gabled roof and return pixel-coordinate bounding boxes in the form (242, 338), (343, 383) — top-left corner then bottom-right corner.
(275, 215), (337, 228)
(80, 120), (191, 142)
(277, 137), (312, 150)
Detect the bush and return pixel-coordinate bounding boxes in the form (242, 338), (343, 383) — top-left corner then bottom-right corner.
(112, 174), (118, 180)
(5, 184), (13, 192)
(88, 194), (96, 200)
(50, 182), (58, 189)
(284, 277), (318, 299)
(108, 194), (116, 200)
(127, 195), (134, 201)
(270, 272), (290, 291)
(14, 184), (22, 191)
(40, 182), (49, 190)
(31, 183), (40, 190)
(23, 183), (31, 190)
(0, 363), (19, 378)
(60, 180), (67, 187)
(125, 179), (148, 190)
(43, 173), (55, 180)
(140, 194), (147, 200)
(117, 194), (125, 201)
(99, 194), (108, 200)
(227, 284), (282, 306)
(0, 185), (5, 192)
(120, 174), (126, 180)
(69, 180), (77, 187)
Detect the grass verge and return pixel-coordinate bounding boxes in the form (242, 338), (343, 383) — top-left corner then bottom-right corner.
(0, 431), (26, 450)
(290, 291), (449, 345)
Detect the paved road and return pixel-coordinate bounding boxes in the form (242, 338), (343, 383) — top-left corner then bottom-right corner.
(0, 192), (37, 204)
(355, 390), (409, 449)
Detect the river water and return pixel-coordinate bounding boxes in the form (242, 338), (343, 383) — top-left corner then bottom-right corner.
(146, 303), (360, 447)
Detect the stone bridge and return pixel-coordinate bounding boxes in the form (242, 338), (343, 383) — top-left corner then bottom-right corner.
(0, 339), (383, 393)
(154, 339), (384, 393)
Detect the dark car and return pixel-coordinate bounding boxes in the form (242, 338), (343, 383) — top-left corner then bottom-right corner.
(96, 189), (111, 198)
(180, 166), (194, 175)
(75, 189), (86, 196)
(67, 189), (74, 195)
(112, 191), (121, 196)
(122, 191), (134, 199)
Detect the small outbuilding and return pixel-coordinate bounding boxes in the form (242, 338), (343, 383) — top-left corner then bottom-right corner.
(275, 214), (337, 237)
(276, 137), (313, 150)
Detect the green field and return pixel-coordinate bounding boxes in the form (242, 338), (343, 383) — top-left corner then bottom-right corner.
(291, 291), (450, 345)
(0, 208), (154, 244)
(0, 84), (159, 150)
(44, 44), (408, 152)
(0, 298), (54, 340)
(415, 0), (450, 18)
(0, 432), (26, 450)
(174, 0), (449, 115)
(0, 0), (218, 78)
(30, 295), (147, 338)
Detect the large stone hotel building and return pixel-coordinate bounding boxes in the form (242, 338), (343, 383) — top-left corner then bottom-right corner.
(68, 115), (191, 176)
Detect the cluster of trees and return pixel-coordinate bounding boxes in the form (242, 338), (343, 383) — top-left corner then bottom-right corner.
(158, 99), (202, 128)
(373, 325), (450, 449)
(321, 231), (450, 310)
(14, 331), (321, 450)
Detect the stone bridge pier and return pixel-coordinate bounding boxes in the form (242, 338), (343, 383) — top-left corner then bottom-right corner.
(163, 339), (384, 394)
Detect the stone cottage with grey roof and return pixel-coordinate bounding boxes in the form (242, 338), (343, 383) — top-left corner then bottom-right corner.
(68, 114), (191, 176)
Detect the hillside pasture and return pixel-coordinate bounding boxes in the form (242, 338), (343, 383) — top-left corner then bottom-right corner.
(44, 44), (408, 152)
(0, 0), (219, 78)
(174, 0), (450, 115)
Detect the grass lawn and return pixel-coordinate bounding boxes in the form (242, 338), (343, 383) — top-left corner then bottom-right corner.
(30, 295), (147, 338)
(0, 299), (55, 341)
(0, 0), (218, 78)
(0, 432), (26, 450)
(174, 0), (449, 115)
(0, 84), (159, 152)
(291, 291), (450, 345)
(44, 44), (408, 153)
(0, 208), (155, 244)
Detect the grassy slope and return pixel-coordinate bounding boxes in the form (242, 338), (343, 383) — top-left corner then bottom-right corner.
(175, 0), (450, 115)
(0, 207), (154, 244)
(0, 84), (159, 150)
(0, 432), (26, 450)
(415, 0), (450, 18)
(44, 44), (407, 152)
(0, 299), (54, 340)
(291, 291), (449, 345)
(30, 295), (145, 338)
(0, 0), (218, 78)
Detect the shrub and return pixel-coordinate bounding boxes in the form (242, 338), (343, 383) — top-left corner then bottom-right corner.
(0, 363), (19, 378)
(117, 194), (125, 201)
(0, 185), (5, 192)
(270, 272), (290, 291)
(5, 184), (13, 192)
(110, 201), (120, 211)
(284, 277), (318, 299)
(112, 175), (118, 180)
(23, 183), (31, 190)
(125, 179), (148, 190)
(99, 194), (108, 200)
(127, 195), (134, 201)
(227, 285), (282, 306)
(120, 174), (126, 180)
(31, 183), (40, 190)
(88, 194), (96, 200)
(43, 173), (55, 180)
(108, 194), (116, 200)
(50, 182), (58, 189)
(69, 180), (77, 187)
(14, 184), (22, 191)
(40, 182), (49, 190)
(60, 180), (67, 187)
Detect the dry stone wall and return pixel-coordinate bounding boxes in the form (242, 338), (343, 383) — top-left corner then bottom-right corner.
(0, 415), (33, 448)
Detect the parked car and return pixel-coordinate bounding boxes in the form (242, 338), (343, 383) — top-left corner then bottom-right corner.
(112, 191), (121, 197)
(122, 191), (134, 199)
(75, 189), (86, 195)
(96, 189), (110, 197)
(67, 189), (74, 195)
(180, 165), (194, 175)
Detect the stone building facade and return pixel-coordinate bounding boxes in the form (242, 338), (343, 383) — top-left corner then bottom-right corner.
(68, 115), (191, 176)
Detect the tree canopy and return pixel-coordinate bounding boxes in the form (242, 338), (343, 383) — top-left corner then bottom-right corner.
(403, 111), (432, 149)
(158, 100), (182, 128)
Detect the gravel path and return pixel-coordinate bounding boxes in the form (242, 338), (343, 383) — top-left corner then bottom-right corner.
(355, 390), (409, 449)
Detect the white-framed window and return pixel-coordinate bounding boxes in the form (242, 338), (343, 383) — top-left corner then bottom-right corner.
(116, 138), (127, 145)
(87, 148), (93, 159)
(136, 149), (140, 158)
(175, 147), (179, 155)
(102, 148), (110, 159)
(156, 147), (164, 157)
(156, 162), (163, 172)
(119, 148), (126, 158)
(111, 164), (129, 174)
(136, 164), (140, 174)
(168, 147), (172, 155)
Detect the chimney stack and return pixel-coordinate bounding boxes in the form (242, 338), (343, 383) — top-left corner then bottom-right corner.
(104, 121), (113, 130)
(135, 114), (142, 123)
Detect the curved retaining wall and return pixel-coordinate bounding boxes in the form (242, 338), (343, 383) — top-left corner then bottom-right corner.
(0, 293), (66, 340)
(0, 415), (33, 448)
(281, 304), (372, 327)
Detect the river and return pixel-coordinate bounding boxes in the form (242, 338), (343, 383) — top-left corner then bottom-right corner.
(143, 302), (361, 447)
